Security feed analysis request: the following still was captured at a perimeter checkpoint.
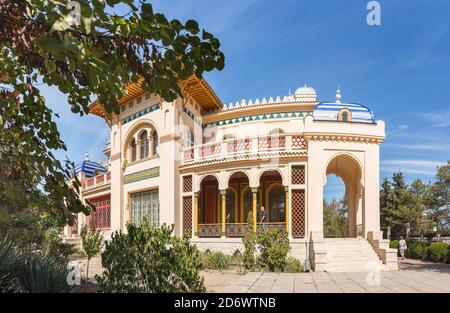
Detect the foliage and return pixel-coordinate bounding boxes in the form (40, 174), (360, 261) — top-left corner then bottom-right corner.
(256, 228), (290, 272)
(0, 235), (71, 293)
(14, 251), (71, 293)
(284, 257), (303, 273)
(407, 241), (428, 259)
(389, 240), (399, 250)
(0, 0), (224, 228)
(427, 162), (450, 233)
(80, 224), (103, 286)
(208, 252), (230, 270)
(230, 250), (243, 266)
(427, 242), (449, 263)
(323, 199), (348, 238)
(200, 250), (212, 269)
(96, 221), (205, 293)
(242, 212), (256, 269)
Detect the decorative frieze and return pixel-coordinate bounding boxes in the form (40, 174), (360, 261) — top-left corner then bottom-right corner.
(121, 103), (160, 125)
(124, 167), (160, 184)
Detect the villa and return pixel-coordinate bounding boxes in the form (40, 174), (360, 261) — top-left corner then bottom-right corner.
(63, 76), (398, 272)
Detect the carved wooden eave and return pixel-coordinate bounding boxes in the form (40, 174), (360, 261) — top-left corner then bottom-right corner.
(88, 75), (222, 122)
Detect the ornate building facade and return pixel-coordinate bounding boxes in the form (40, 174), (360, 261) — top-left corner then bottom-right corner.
(63, 77), (398, 272)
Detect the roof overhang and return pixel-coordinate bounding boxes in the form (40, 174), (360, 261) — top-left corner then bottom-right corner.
(89, 75), (222, 121)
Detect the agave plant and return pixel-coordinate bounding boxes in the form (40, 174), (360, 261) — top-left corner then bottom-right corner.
(14, 252), (72, 293)
(0, 234), (19, 293)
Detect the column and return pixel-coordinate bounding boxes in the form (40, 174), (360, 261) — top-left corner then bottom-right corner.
(220, 190), (227, 237)
(285, 186), (289, 236)
(252, 187), (258, 232)
(194, 192), (199, 237)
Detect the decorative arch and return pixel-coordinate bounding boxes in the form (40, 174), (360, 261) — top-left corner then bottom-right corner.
(122, 119), (159, 163)
(257, 168), (286, 186)
(323, 152), (364, 188)
(226, 170), (250, 183)
(196, 173), (221, 192)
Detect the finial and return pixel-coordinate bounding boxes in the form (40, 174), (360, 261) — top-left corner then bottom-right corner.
(85, 152), (89, 161)
(335, 84), (342, 103)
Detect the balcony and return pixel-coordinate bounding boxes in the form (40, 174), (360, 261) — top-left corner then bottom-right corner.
(84, 172), (111, 191)
(181, 134), (307, 166)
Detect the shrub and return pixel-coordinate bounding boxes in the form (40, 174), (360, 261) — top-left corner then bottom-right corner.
(0, 234), (18, 292)
(96, 221), (205, 292)
(407, 241), (428, 259)
(284, 257), (303, 273)
(256, 228), (290, 272)
(389, 240), (399, 249)
(200, 250), (212, 269)
(427, 242), (449, 263)
(230, 250), (243, 266)
(209, 252), (230, 270)
(242, 212), (256, 269)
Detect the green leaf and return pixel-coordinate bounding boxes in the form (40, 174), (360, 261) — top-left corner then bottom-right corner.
(185, 20), (199, 34)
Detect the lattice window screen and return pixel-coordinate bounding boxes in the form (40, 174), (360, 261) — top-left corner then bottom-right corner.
(291, 189), (305, 238)
(183, 196), (193, 237)
(292, 165), (305, 185)
(183, 175), (193, 192)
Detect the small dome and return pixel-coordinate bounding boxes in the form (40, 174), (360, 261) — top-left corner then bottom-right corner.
(295, 84), (317, 96)
(74, 160), (107, 178)
(294, 84), (317, 101)
(313, 101), (375, 123)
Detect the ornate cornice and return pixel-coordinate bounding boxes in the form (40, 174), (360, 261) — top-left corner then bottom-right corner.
(304, 133), (384, 144)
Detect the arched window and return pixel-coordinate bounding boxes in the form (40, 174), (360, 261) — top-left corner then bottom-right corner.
(140, 130), (149, 159)
(342, 111), (348, 122)
(130, 138), (137, 162)
(338, 108), (352, 122)
(151, 130), (158, 156)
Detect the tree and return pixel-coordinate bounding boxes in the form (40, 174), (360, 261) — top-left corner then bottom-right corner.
(0, 1), (224, 229)
(427, 161), (450, 233)
(323, 198), (348, 238)
(80, 224), (103, 290)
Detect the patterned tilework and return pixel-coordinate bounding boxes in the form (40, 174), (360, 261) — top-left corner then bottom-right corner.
(121, 103), (160, 125)
(124, 167), (160, 184)
(203, 111), (311, 129)
(183, 107), (202, 125)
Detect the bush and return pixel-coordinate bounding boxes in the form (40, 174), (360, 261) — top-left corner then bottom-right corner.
(389, 240), (399, 249)
(230, 250), (243, 266)
(96, 221), (205, 292)
(80, 224), (103, 285)
(427, 242), (449, 263)
(407, 241), (428, 259)
(284, 257), (303, 273)
(256, 228), (290, 272)
(209, 252), (230, 270)
(200, 250), (212, 269)
(242, 212), (256, 269)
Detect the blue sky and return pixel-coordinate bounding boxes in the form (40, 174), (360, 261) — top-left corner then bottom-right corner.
(41, 0), (450, 200)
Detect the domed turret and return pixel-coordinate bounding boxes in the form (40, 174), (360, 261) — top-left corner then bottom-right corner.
(313, 87), (375, 123)
(294, 84), (317, 102)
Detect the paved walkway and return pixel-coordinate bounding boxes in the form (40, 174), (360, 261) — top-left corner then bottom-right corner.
(204, 259), (450, 293)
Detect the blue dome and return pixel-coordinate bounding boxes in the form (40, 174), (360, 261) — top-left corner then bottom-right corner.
(74, 160), (107, 178)
(313, 101), (375, 123)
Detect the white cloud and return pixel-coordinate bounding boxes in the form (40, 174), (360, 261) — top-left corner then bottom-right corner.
(383, 143), (450, 152)
(422, 111), (450, 128)
(381, 159), (446, 176)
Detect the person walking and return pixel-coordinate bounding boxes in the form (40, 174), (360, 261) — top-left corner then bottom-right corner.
(399, 236), (407, 260)
(260, 206), (267, 230)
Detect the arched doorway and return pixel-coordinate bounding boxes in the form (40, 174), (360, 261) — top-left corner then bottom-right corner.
(226, 171), (250, 237)
(259, 170), (286, 233)
(198, 175), (221, 237)
(324, 154), (363, 238)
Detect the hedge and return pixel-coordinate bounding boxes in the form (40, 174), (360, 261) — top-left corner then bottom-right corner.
(390, 240), (449, 263)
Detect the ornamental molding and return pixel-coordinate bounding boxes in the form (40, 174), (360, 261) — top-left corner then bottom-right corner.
(304, 133), (384, 144)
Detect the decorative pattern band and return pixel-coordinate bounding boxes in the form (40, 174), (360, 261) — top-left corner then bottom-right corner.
(124, 167), (160, 184)
(203, 111), (311, 129)
(122, 103), (160, 125)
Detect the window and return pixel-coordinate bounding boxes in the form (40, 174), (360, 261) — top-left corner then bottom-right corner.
(136, 97), (142, 104)
(129, 101), (134, 109)
(267, 184), (285, 222)
(186, 129), (194, 147)
(131, 190), (159, 227)
(151, 130), (159, 155)
(338, 108), (351, 122)
(140, 130), (149, 159)
(342, 111), (348, 121)
(131, 138), (137, 161)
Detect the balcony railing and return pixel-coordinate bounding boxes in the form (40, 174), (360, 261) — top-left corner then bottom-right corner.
(84, 172), (111, 190)
(182, 134), (306, 164)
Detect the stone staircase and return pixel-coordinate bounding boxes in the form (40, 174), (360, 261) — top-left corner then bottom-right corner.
(324, 238), (385, 272)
